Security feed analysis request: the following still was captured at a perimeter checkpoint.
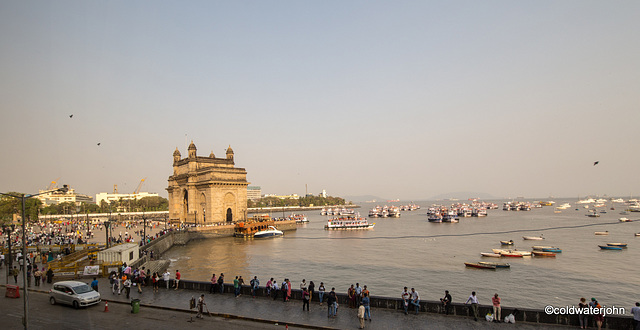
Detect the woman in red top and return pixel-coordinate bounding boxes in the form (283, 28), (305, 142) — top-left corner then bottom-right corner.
(492, 293), (501, 322)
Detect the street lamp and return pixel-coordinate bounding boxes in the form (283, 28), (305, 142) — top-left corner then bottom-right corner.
(0, 184), (69, 330)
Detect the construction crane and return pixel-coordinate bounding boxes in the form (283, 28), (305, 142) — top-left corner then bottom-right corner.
(133, 178), (146, 194)
(47, 177), (61, 190)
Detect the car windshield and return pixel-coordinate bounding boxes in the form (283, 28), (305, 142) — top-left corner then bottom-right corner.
(72, 284), (93, 294)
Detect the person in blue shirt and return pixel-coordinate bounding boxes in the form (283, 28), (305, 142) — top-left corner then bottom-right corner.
(362, 292), (371, 321)
(91, 277), (99, 291)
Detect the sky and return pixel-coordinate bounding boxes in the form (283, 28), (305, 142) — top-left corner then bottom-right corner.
(1, 1), (639, 201)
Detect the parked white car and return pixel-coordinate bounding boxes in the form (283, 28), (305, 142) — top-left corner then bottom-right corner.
(49, 280), (101, 308)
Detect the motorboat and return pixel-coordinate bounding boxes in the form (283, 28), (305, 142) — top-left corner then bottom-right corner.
(599, 245), (622, 250)
(523, 235), (544, 240)
(478, 261), (510, 268)
(464, 262), (497, 269)
(480, 252), (502, 258)
(253, 226), (284, 238)
(290, 214), (309, 223)
(532, 246), (562, 253)
(594, 231), (609, 235)
(619, 217), (632, 222)
(325, 215), (375, 230)
(500, 240), (515, 245)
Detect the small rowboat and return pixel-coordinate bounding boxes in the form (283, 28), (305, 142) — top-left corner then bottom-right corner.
(532, 251), (556, 257)
(523, 235), (544, 240)
(599, 245), (622, 250)
(619, 217), (632, 222)
(606, 243), (627, 247)
(478, 261), (511, 268)
(595, 231), (609, 235)
(501, 253), (524, 258)
(481, 252), (502, 258)
(531, 246), (562, 253)
(492, 249), (531, 256)
(464, 262), (497, 269)
(500, 240), (514, 245)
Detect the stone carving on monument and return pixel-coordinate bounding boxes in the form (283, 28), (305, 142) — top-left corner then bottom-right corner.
(167, 141), (249, 224)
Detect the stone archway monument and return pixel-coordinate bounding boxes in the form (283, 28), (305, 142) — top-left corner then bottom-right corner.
(167, 141), (249, 225)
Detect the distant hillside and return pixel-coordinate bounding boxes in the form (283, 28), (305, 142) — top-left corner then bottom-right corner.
(429, 192), (500, 201)
(343, 195), (386, 203)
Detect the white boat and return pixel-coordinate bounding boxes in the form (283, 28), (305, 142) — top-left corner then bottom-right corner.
(594, 231), (609, 235)
(324, 215), (375, 230)
(619, 217), (632, 222)
(253, 226), (284, 238)
(290, 214), (309, 223)
(492, 249), (532, 256)
(635, 233), (640, 237)
(523, 235), (544, 240)
(481, 252), (502, 258)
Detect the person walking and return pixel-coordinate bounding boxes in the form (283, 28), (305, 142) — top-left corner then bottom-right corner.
(123, 276), (132, 299)
(196, 294), (206, 319)
(318, 282), (326, 305)
(401, 287), (410, 315)
(492, 293), (502, 322)
(46, 267), (54, 284)
(302, 288), (310, 311)
(465, 291), (479, 321)
(440, 290), (452, 315)
(11, 266), (19, 284)
(362, 292), (371, 321)
(34, 268), (42, 286)
(358, 303), (366, 329)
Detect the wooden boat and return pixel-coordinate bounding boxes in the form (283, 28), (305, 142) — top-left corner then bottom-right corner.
(500, 240), (514, 245)
(594, 231), (609, 235)
(618, 217), (632, 222)
(532, 246), (562, 253)
(636, 233), (640, 237)
(480, 252), (502, 258)
(523, 235), (544, 240)
(501, 253), (524, 258)
(492, 249), (531, 256)
(532, 251), (556, 257)
(606, 243), (627, 247)
(478, 261), (511, 268)
(464, 262), (497, 269)
(599, 245), (622, 250)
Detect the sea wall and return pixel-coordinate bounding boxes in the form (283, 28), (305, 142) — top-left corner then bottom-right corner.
(163, 279), (635, 329)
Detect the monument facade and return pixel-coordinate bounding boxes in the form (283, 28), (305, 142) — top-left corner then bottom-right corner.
(167, 141), (249, 224)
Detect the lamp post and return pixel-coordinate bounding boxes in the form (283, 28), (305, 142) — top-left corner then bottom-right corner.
(1, 185), (68, 330)
(142, 208), (146, 245)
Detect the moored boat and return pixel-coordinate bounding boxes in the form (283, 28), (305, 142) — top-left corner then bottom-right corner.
(501, 253), (524, 258)
(636, 233), (640, 237)
(598, 245), (622, 250)
(478, 261), (510, 268)
(523, 235), (544, 240)
(606, 243), (627, 247)
(532, 251), (556, 257)
(532, 246), (562, 253)
(619, 217), (632, 222)
(464, 262), (497, 269)
(481, 252), (502, 258)
(594, 231), (609, 235)
(253, 226), (284, 238)
(500, 240), (514, 245)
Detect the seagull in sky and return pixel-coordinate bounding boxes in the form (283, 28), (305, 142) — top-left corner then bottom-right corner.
(97, 143), (101, 146)
(593, 161), (599, 166)
(69, 114), (73, 118)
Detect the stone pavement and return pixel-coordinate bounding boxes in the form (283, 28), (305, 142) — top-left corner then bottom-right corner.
(1, 269), (571, 330)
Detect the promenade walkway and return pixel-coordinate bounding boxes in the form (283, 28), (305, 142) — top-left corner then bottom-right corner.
(1, 270), (571, 329)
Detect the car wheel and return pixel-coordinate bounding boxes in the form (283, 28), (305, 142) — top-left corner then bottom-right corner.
(73, 300), (79, 309)
(49, 297), (56, 305)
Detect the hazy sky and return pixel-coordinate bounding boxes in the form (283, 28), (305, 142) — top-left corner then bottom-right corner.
(1, 1), (639, 201)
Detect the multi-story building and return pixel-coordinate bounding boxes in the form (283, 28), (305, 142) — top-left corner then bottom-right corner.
(247, 186), (262, 201)
(36, 186), (94, 206)
(263, 193), (299, 200)
(95, 191), (160, 205)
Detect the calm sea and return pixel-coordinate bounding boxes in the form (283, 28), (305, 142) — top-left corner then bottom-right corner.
(162, 200), (640, 311)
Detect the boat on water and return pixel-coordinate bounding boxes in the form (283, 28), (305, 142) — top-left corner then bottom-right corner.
(289, 214), (309, 223)
(234, 216), (283, 238)
(586, 210), (600, 217)
(480, 252), (502, 258)
(636, 233), (640, 237)
(599, 245), (622, 250)
(523, 235), (544, 240)
(606, 243), (627, 247)
(501, 253), (525, 258)
(492, 249), (531, 256)
(500, 240), (514, 245)
(478, 261), (510, 268)
(594, 231), (609, 235)
(464, 262), (497, 269)
(619, 217), (632, 222)
(532, 251), (556, 257)
(253, 226), (284, 238)
(531, 246), (562, 253)
(427, 214), (443, 223)
(324, 215), (375, 230)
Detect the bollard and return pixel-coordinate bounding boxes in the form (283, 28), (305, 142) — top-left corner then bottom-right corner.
(104, 301), (109, 312)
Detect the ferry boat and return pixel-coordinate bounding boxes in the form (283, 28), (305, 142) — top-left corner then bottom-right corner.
(234, 215), (282, 238)
(289, 214), (309, 223)
(324, 214), (375, 230)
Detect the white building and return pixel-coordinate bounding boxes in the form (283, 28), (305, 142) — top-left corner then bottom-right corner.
(247, 186), (262, 201)
(36, 187), (94, 206)
(263, 193), (300, 200)
(95, 192), (159, 205)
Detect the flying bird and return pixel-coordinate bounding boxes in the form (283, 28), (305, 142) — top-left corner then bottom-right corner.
(593, 161), (599, 166)
(97, 143), (101, 146)
(69, 114), (73, 118)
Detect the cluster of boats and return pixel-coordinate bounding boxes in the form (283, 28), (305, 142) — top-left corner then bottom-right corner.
(324, 214), (375, 230)
(320, 207), (355, 216)
(502, 201), (538, 211)
(287, 213), (309, 224)
(427, 202), (494, 222)
(368, 205), (401, 218)
(598, 243), (627, 250)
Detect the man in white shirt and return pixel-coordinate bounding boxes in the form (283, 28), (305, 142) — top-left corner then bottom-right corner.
(465, 291), (479, 321)
(300, 279), (307, 290)
(410, 288), (420, 314)
(401, 287), (410, 315)
(631, 302), (640, 330)
(162, 270), (171, 289)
